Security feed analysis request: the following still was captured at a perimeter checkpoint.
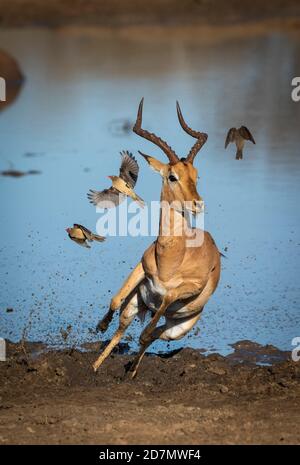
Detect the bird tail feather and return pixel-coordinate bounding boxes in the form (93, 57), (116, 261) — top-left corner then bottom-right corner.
(80, 241), (91, 249)
(135, 194), (145, 208)
(91, 233), (105, 242)
(236, 148), (243, 160)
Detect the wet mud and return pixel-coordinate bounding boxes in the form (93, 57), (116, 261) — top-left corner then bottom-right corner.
(0, 340), (299, 444)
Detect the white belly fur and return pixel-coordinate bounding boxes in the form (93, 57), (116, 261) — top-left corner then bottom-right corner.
(139, 277), (165, 311)
(139, 277), (192, 318)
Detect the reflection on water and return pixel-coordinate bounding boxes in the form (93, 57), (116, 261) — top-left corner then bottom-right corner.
(0, 27), (300, 355)
(0, 168), (41, 177)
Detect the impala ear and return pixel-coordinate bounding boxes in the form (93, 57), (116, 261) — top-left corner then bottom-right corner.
(138, 151), (167, 176)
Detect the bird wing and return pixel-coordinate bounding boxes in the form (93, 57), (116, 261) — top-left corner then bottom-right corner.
(239, 126), (256, 144)
(68, 234), (90, 248)
(225, 128), (237, 148)
(119, 151), (139, 188)
(73, 224), (93, 241)
(87, 187), (125, 208)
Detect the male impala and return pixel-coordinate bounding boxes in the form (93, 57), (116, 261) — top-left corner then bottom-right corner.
(93, 99), (221, 377)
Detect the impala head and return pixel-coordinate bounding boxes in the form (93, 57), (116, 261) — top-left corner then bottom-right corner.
(133, 98), (207, 215)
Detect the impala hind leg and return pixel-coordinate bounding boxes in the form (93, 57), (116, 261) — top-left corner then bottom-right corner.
(130, 271), (220, 377)
(93, 293), (139, 371)
(97, 261), (145, 333)
(129, 312), (202, 379)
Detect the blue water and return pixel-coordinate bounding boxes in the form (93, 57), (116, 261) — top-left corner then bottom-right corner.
(0, 27), (300, 355)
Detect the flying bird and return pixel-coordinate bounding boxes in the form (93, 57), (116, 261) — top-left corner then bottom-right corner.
(87, 150), (144, 208)
(66, 224), (105, 248)
(225, 126), (256, 160)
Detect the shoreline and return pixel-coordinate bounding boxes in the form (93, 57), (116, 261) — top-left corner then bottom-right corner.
(2, 338), (292, 365)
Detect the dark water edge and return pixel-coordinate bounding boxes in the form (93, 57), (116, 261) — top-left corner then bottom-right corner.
(5, 339), (291, 366)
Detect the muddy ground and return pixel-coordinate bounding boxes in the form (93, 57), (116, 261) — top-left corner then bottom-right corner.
(0, 341), (299, 444)
(0, 0), (299, 27)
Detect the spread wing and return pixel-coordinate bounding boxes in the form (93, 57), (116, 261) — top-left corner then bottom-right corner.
(73, 224), (93, 241)
(119, 151), (139, 188)
(87, 187), (125, 209)
(239, 126), (256, 144)
(225, 128), (237, 148)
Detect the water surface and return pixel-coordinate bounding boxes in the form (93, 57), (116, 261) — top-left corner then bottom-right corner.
(0, 27), (300, 355)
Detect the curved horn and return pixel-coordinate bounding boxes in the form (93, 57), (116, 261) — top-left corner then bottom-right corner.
(176, 101), (208, 164)
(133, 98), (179, 165)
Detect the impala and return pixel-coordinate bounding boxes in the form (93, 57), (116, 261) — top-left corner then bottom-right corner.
(93, 99), (221, 377)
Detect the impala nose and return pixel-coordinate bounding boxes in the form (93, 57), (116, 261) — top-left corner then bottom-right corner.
(193, 199), (204, 213)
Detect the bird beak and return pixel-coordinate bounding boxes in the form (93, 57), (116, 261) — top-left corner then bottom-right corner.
(107, 176), (112, 180)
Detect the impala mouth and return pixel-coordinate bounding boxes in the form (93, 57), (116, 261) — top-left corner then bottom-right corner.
(186, 200), (204, 216)
(187, 208), (201, 216)
(164, 200), (204, 216)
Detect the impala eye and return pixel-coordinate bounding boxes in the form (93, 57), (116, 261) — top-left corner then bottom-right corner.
(168, 174), (177, 182)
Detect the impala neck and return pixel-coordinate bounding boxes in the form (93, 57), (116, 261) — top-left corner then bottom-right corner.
(156, 182), (190, 280)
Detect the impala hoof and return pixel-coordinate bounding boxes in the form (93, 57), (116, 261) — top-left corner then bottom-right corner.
(130, 369), (137, 379)
(96, 318), (109, 333)
(96, 311), (114, 333)
(124, 360), (138, 380)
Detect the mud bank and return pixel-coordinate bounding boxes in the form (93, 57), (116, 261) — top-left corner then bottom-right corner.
(0, 0), (299, 28)
(0, 341), (299, 444)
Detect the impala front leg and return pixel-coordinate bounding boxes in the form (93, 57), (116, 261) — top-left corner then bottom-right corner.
(97, 261), (145, 333)
(129, 282), (202, 378)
